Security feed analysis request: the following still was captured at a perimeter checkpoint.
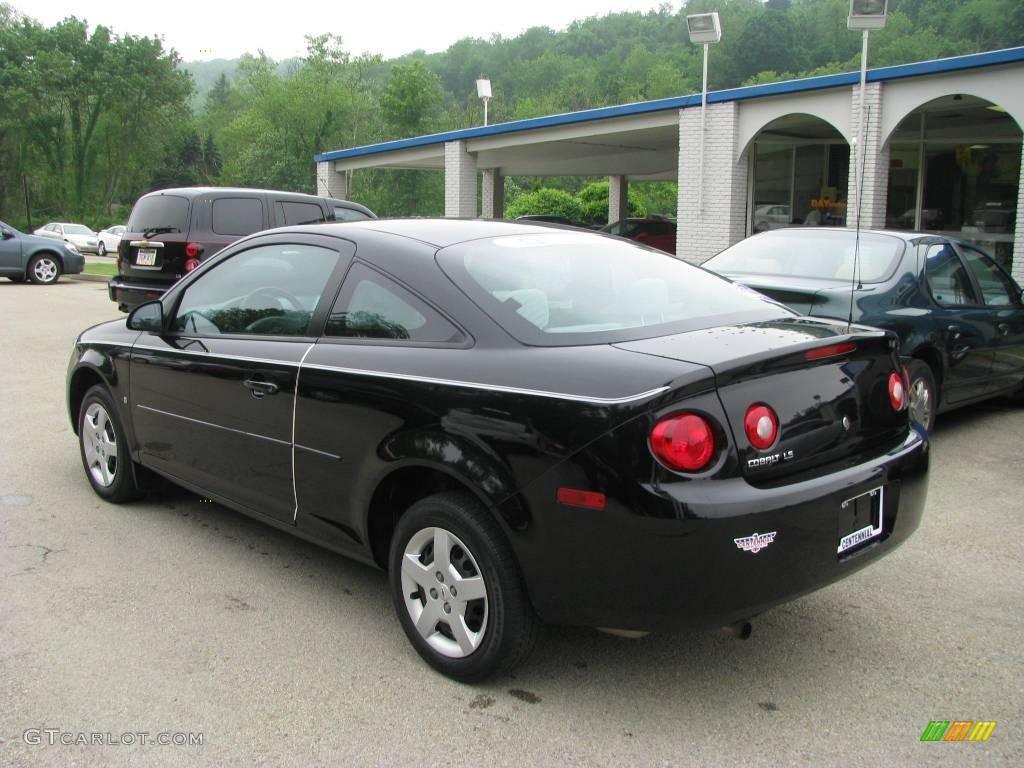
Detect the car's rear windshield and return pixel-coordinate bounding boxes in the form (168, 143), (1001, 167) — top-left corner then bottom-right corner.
(704, 230), (905, 283)
(437, 233), (790, 346)
(127, 194), (190, 234)
(63, 224), (93, 235)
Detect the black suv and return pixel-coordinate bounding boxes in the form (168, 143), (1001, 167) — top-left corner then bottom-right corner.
(109, 187), (375, 311)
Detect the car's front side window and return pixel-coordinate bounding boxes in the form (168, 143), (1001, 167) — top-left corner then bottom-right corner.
(171, 243), (341, 337)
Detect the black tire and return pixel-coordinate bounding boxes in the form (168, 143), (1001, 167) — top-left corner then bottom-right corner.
(907, 360), (938, 432)
(389, 491), (538, 682)
(78, 385), (143, 503)
(27, 253), (62, 284)
(98, 241), (107, 257)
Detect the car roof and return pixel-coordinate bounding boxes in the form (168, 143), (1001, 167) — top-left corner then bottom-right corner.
(138, 186), (365, 204)
(294, 218), (567, 248)
(752, 227), (925, 242)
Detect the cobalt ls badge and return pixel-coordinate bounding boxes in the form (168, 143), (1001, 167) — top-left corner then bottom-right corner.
(734, 531), (777, 554)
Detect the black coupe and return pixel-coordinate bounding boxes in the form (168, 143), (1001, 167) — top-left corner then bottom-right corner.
(68, 220), (929, 681)
(703, 228), (1024, 431)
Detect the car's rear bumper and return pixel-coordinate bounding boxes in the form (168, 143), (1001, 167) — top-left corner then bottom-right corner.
(108, 277), (168, 311)
(513, 428), (929, 631)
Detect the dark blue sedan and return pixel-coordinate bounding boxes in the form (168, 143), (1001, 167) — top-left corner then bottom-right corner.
(703, 228), (1024, 430)
(0, 219), (85, 284)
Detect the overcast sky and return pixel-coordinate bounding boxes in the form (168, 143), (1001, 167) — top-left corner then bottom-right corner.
(22, 0), (679, 62)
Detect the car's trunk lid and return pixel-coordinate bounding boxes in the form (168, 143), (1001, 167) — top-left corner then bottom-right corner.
(717, 273), (853, 314)
(614, 318), (909, 483)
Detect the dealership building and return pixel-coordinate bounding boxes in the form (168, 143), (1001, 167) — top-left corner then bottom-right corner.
(316, 47), (1024, 283)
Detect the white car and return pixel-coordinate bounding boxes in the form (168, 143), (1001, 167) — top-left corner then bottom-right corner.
(96, 225), (126, 257)
(33, 222), (99, 254)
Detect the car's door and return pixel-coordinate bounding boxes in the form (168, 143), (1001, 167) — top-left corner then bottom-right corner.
(130, 235), (353, 522)
(922, 241), (997, 405)
(0, 222), (23, 273)
(957, 242), (1024, 393)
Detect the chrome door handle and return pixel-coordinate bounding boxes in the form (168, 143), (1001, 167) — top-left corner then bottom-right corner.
(243, 379), (279, 398)
(997, 323), (1010, 337)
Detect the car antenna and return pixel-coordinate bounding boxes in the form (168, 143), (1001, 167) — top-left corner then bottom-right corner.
(848, 105), (871, 332)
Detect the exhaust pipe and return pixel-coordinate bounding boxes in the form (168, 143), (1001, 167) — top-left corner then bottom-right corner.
(722, 620), (752, 640)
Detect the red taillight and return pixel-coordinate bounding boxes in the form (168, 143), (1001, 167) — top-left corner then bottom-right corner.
(185, 242), (202, 258)
(184, 258), (200, 272)
(556, 488), (607, 510)
(805, 342), (857, 361)
(650, 413), (715, 472)
(744, 404), (779, 450)
(888, 372), (906, 410)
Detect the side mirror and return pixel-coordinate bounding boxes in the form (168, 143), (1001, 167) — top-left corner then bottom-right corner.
(1, 228), (14, 239)
(127, 301), (163, 332)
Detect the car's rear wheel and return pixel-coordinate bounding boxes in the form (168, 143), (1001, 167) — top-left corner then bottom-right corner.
(78, 385), (143, 502)
(98, 241), (107, 257)
(907, 360), (938, 432)
(389, 491), (537, 682)
(27, 254), (61, 285)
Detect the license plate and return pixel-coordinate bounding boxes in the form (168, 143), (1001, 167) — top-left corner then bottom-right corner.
(136, 249), (157, 266)
(837, 486), (884, 555)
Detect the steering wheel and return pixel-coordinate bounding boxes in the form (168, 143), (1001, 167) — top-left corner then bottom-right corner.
(240, 286), (302, 311)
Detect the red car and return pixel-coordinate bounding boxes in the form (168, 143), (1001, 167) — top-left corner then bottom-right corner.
(602, 217), (677, 255)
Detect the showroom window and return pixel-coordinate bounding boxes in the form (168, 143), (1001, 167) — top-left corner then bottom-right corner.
(749, 116), (850, 234)
(886, 95), (1021, 269)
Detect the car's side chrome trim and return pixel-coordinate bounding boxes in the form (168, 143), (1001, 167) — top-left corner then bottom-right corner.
(132, 344), (300, 368)
(302, 363), (670, 404)
(292, 343), (316, 523)
(128, 343), (670, 404)
(135, 404), (290, 446)
(295, 444), (342, 460)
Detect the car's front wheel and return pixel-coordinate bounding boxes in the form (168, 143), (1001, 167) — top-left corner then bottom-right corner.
(27, 253), (62, 284)
(78, 385), (143, 502)
(907, 360), (938, 432)
(389, 491), (537, 682)
(97, 241), (107, 257)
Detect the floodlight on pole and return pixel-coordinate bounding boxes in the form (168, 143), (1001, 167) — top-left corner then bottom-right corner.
(687, 12), (722, 218)
(476, 78), (492, 127)
(848, 0), (888, 227)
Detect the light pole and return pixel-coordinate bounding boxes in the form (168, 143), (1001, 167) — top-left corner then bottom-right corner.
(476, 78), (492, 127)
(686, 12), (721, 217)
(848, 0), (888, 227)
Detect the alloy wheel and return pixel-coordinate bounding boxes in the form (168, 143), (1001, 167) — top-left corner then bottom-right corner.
(909, 377), (933, 430)
(400, 526), (488, 658)
(32, 257), (59, 284)
(82, 402), (119, 487)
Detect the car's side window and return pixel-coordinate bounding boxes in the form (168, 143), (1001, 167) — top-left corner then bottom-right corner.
(325, 263), (463, 343)
(277, 201), (325, 226)
(171, 243), (341, 337)
(958, 245), (1022, 307)
(924, 243), (979, 307)
(211, 197), (264, 236)
(333, 206), (371, 222)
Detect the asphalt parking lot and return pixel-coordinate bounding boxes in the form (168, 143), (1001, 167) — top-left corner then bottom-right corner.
(2, 278), (1022, 767)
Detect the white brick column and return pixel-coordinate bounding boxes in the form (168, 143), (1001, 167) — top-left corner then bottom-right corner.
(481, 169), (504, 219)
(608, 175), (628, 224)
(1012, 143), (1024, 285)
(444, 141), (478, 218)
(847, 82), (888, 230)
(676, 103), (748, 264)
(316, 161), (349, 200)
